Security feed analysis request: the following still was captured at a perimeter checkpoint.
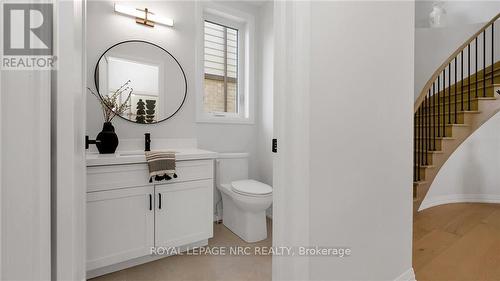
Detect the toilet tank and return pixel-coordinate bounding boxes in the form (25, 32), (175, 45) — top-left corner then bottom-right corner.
(216, 153), (249, 185)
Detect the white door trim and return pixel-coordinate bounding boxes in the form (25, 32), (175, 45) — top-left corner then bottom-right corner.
(272, 1), (311, 280)
(0, 5), (51, 279)
(53, 0), (86, 280)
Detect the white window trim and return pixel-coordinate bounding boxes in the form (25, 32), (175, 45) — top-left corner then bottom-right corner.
(195, 1), (255, 124)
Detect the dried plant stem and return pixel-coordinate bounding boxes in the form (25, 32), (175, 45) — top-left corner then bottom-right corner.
(87, 80), (134, 122)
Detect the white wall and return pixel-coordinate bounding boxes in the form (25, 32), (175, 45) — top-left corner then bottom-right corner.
(256, 1), (274, 188)
(308, 1), (414, 280)
(256, 1), (274, 218)
(415, 1), (500, 28)
(86, 1), (270, 181)
(415, 23), (482, 99)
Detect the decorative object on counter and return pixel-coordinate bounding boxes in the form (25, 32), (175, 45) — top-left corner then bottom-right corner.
(88, 81), (133, 154)
(95, 122), (119, 154)
(145, 151), (178, 183)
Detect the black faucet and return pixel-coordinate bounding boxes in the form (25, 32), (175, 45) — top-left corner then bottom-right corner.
(145, 133), (151, 151)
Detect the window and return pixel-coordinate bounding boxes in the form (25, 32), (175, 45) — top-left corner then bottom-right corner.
(197, 7), (254, 124)
(204, 21), (239, 114)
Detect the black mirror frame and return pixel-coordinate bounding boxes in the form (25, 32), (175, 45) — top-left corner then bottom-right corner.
(94, 40), (188, 124)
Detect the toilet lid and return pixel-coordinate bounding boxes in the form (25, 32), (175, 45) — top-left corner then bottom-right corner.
(231, 180), (272, 196)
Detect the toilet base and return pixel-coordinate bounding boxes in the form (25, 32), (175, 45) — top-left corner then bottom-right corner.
(220, 192), (268, 243)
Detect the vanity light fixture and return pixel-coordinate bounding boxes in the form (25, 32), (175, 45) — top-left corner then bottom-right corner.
(114, 3), (174, 27)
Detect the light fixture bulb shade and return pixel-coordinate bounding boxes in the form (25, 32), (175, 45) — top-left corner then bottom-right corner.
(149, 14), (174, 27)
(114, 4), (141, 18)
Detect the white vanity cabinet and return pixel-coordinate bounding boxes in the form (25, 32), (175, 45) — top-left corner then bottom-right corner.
(155, 179), (213, 248)
(87, 185), (154, 270)
(86, 151), (216, 277)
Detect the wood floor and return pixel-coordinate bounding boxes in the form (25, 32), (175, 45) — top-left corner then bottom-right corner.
(89, 220), (272, 281)
(414, 203), (500, 281)
(89, 203), (500, 281)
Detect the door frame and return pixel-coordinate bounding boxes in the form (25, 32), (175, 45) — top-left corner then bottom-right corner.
(56, 1), (313, 281)
(52, 0), (87, 280)
(272, 1), (311, 280)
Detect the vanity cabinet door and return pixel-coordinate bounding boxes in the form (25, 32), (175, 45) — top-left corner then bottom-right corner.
(87, 186), (154, 270)
(154, 179), (213, 248)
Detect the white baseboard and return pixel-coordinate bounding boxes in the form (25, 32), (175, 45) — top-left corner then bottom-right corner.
(419, 194), (500, 211)
(393, 268), (416, 281)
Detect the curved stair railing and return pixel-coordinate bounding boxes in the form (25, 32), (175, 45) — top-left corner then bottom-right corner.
(414, 13), (500, 210)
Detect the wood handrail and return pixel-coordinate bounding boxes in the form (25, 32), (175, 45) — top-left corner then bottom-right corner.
(414, 12), (500, 113)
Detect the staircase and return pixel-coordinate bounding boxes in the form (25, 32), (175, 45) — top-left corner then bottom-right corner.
(413, 13), (500, 212)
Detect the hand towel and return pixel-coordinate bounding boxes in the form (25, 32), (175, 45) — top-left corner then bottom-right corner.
(145, 151), (178, 183)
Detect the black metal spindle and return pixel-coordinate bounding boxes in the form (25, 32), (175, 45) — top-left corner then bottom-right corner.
(448, 64), (451, 123)
(484, 30), (487, 97)
(476, 38), (478, 98)
(417, 107), (422, 174)
(433, 82), (436, 149)
(413, 118), (416, 182)
(416, 108), (420, 180)
(428, 89), (432, 151)
(468, 44), (471, 110)
(424, 96), (428, 164)
(492, 23), (494, 88)
(455, 57), (458, 120)
(421, 107), (425, 166)
(438, 75), (441, 137)
(442, 71), (446, 135)
(461, 50), (464, 110)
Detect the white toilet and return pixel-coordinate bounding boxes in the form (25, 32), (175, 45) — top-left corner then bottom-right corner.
(216, 153), (273, 243)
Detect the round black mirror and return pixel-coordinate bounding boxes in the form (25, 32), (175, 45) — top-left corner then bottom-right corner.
(94, 40), (187, 124)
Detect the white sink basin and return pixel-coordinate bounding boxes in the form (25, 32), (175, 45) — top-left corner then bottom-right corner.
(118, 151), (146, 157)
(118, 150), (178, 157)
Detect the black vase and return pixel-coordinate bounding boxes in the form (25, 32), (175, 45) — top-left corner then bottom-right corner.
(96, 122), (119, 154)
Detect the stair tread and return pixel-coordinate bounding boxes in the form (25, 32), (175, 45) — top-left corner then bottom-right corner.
(415, 150), (444, 154)
(415, 123), (470, 127)
(422, 97), (497, 107)
(415, 111), (481, 117)
(415, 136), (455, 140)
(433, 83), (499, 97)
(437, 77), (500, 93)
(416, 110), (482, 114)
(413, 181), (427, 185)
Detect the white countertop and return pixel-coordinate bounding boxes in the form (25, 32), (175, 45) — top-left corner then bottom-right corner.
(86, 148), (218, 167)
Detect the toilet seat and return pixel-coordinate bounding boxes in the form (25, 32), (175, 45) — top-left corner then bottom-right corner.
(231, 179), (272, 197)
